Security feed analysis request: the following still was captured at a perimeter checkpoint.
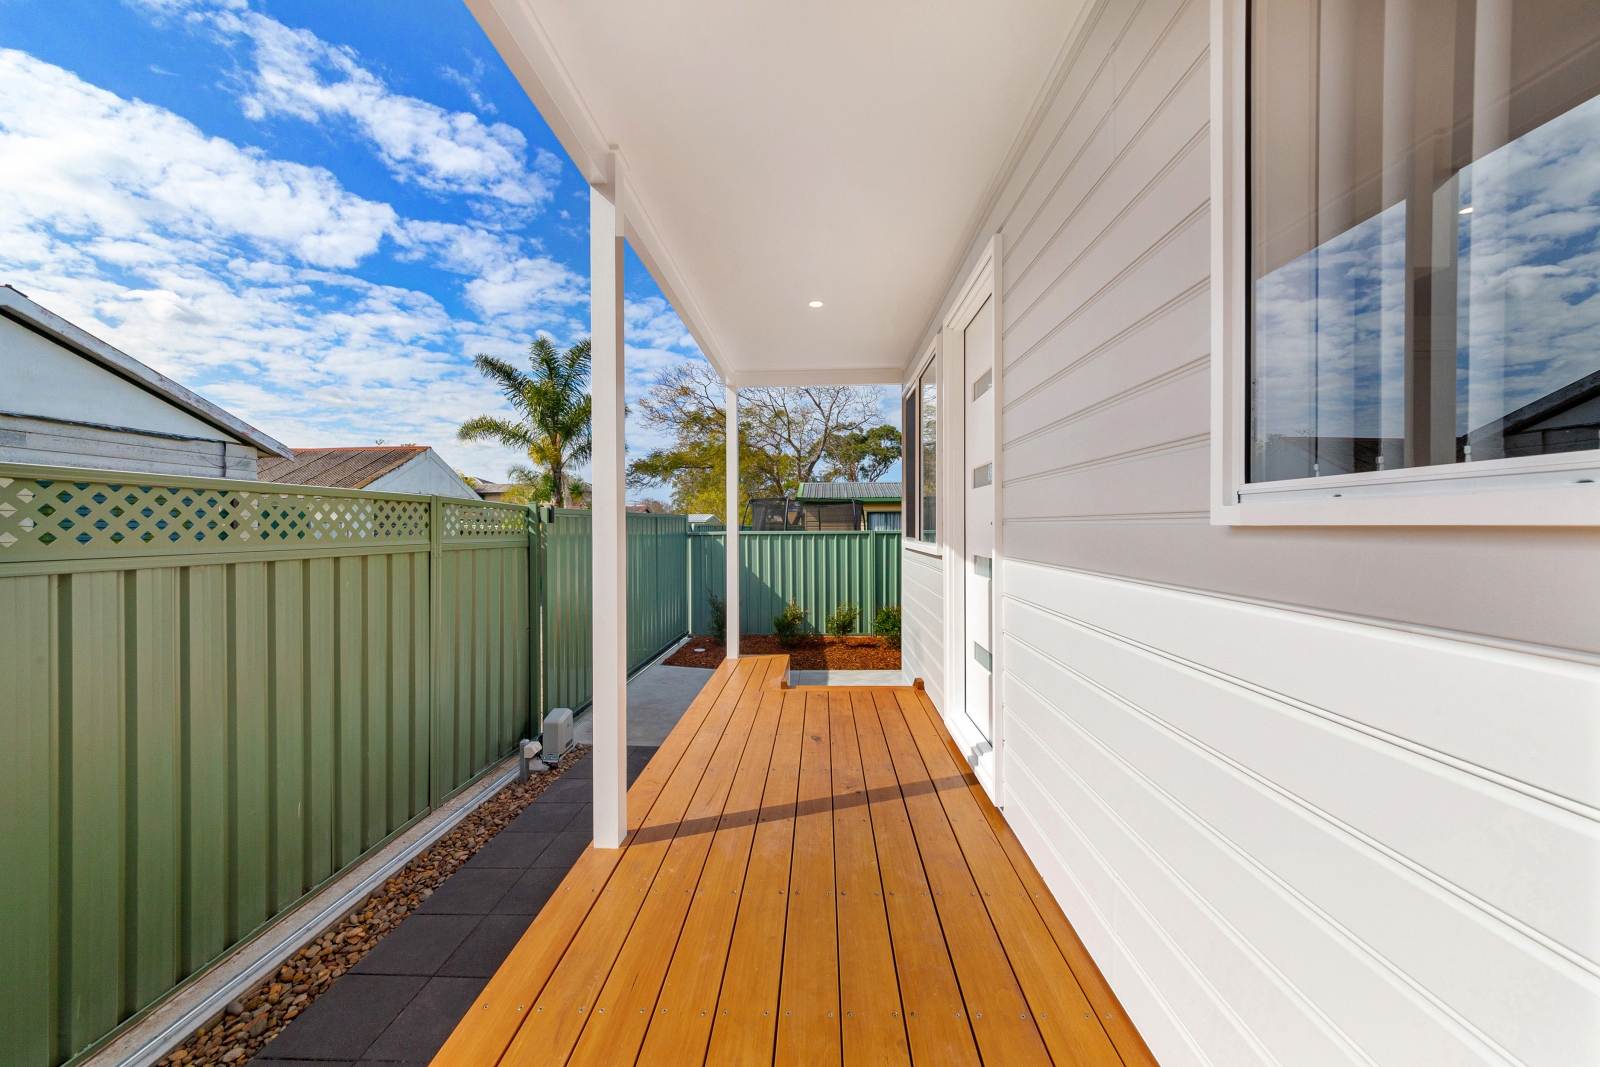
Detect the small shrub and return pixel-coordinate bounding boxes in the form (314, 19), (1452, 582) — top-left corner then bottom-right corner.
(773, 598), (809, 647)
(825, 601), (859, 636)
(707, 590), (726, 640)
(873, 604), (902, 649)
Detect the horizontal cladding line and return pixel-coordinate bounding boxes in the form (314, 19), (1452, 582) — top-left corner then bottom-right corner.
(1004, 512), (1210, 525)
(1002, 615), (1600, 980)
(1005, 718), (1352, 1067)
(999, 0), (1157, 259)
(1003, 280), (1209, 414)
(998, 756), (1227, 1067)
(1006, 432), (1208, 486)
(1005, 194), (1210, 383)
(1004, 20), (1210, 307)
(1006, 562), (1600, 671)
(1004, 700), (1433, 1067)
(1002, 583), (1600, 817)
(1006, 124), (1210, 374)
(995, 17), (1124, 247)
(1006, 353), (1209, 447)
(1004, 671), (1542, 1062)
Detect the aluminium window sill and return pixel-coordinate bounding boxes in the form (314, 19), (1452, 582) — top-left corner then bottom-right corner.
(1223, 452), (1600, 525)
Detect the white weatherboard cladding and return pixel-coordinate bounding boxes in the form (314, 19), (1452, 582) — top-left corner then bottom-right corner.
(900, 546), (945, 710)
(0, 413), (258, 479)
(902, 0), (1600, 1063)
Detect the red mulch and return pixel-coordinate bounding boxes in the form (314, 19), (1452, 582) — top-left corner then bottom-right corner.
(665, 634), (901, 671)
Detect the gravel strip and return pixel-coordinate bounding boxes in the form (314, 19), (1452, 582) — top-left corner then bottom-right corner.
(154, 745), (592, 1067)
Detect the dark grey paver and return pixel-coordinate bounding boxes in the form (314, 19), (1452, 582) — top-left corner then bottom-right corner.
(261, 747), (660, 1066)
(414, 869), (520, 915)
(350, 915), (479, 977)
(359, 977), (487, 1064)
(532, 830), (591, 869)
(495, 864), (571, 915)
(437, 914), (534, 977)
(533, 775), (590, 805)
(504, 801), (585, 833)
(257, 975), (425, 1060)
(463, 830), (555, 869)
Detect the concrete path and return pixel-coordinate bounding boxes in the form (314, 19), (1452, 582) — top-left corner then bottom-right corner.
(257, 748), (654, 1067)
(572, 663), (715, 746)
(790, 668), (908, 686)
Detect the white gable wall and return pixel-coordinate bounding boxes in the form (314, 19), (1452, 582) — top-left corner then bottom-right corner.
(365, 449), (479, 500)
(905, 1), (1600, 1064)
(0, 314), (259, 478)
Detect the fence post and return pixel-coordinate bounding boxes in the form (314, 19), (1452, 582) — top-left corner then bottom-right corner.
(427, 495), (444, 808)
(866, 530), (877, 634)
(528, 506), (543, 741)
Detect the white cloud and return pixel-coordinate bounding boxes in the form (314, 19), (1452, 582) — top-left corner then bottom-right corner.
(439, 58), (496, 115)
(206, 6), (559, 210)
(0, 48), (588, 478)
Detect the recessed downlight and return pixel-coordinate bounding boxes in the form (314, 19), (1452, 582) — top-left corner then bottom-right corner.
(808, 300), (824, 308)
(1459, 206), (1474, 214)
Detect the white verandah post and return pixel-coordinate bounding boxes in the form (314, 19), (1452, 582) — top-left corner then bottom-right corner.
(590, 179), (628, 849)
(724, 385), (740, 658)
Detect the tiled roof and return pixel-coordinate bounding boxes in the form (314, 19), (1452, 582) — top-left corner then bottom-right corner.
(257, 446), (427, 489)
(796, 480), (902, 500)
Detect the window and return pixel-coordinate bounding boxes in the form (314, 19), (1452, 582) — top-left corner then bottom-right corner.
(867, 510), (901, 531)
(920, 358), (938, 543)
(902, 356), (939, 543)
(1250, 1), (1600, 484)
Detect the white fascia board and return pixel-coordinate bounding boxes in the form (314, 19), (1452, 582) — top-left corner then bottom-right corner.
(465, 0), (612, 184)
(619, 182), (737, 386)
(738, 365), (905, 388)
(0, 287), (292, 459)
(467, 0), (738, 386)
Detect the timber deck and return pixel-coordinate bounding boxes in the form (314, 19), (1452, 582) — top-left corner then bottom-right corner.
(430, 655), (1157, 1066)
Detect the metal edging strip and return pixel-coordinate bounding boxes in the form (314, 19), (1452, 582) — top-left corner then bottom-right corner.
(87, 758), (522, 1067)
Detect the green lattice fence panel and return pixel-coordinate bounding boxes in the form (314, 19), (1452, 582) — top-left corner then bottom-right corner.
(0, 469), (429, 561)
(440, 500), (529, 541)
(687, 530), (901, 635)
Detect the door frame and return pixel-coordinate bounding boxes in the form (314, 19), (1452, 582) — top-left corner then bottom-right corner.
(941, 235), (1004, 803)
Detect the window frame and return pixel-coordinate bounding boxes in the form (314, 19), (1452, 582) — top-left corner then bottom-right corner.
(903, 343), (942, 556)
(1212, 0), (1600, 527)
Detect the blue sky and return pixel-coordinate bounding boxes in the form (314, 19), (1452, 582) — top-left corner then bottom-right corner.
(0, 0), (891, 493)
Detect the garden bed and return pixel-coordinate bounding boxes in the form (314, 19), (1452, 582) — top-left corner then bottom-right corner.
(665, 634), (901, 671)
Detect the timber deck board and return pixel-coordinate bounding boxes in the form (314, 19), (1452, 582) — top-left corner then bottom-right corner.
(431, 657), (1157, 1067)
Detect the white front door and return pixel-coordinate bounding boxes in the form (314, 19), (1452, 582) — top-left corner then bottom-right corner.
(963, 294), (995, 742)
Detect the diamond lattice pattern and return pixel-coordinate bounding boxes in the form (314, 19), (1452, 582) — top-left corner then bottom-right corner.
(441, 503), (528, 538)
(0, 476), (430, 556)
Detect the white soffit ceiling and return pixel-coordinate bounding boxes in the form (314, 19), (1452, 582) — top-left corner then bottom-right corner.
(468, 0), (1085, 386)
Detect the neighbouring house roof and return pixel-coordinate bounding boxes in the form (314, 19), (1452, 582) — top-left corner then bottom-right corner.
(0, 284), (292, 459)
(1461, 367), (1600, 445)
(797, 480), (902, 502)
(258, 446), (431, 489)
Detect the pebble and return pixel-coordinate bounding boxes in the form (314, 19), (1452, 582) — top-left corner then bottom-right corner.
(152, 746), (590, 1067)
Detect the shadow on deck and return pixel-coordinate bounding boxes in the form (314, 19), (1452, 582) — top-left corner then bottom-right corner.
(430, 655), (1158, 1066)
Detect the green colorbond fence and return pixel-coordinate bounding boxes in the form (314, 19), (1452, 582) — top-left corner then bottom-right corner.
(686, 530), (900, 636)
(0, 464), (688, 1067)
(541, 509), (689, 716)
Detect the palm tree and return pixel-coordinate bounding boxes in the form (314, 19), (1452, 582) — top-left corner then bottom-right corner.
(458, 337), (592, 507)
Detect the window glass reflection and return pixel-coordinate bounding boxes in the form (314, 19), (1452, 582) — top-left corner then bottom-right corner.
(1250, 0), (1600, 482)
(920, 362), (937, 543)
